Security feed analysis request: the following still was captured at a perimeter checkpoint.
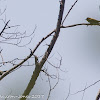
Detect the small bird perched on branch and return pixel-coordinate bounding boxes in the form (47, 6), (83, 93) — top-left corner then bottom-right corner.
(86, 17), (100, 25)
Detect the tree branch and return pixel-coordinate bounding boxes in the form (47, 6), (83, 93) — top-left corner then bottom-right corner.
(20, 0), (65, 99)
(62, 0), (79, 25)
(0, 20), (10, 36)
(0, 29), (55, 80)
(96, 90), (100, 100)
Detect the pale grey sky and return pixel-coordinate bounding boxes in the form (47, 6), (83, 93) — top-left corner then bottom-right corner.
(0, 0), (100, 100)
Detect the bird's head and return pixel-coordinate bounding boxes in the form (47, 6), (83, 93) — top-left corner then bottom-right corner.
(86, 17), (90, 21)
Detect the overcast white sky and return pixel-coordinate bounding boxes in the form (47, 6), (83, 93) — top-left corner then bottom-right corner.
(0, 0), (100, 100)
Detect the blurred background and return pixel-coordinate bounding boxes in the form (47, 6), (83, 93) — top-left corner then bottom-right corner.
(0, 0), (100, 100)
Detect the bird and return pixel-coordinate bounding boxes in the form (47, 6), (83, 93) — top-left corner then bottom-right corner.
(86, 17), (100, 25)
(0, 70), (6, 75)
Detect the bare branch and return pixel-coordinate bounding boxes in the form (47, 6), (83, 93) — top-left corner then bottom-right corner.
(61, 23), (98, 28)
(96, 90), (100, 100)
(81, 83), (87, 100)
(72, 80), (100, 95)
(0, 28), (55, 80)
(41, 69), (57, 79)
(0, 6), (6, 16)
(47, 73), (59, 100)
(0, 20), (10, 35)
(65, 83), (71, 100)
(62, 0), (79, 25)
(39, 0), (65, 69)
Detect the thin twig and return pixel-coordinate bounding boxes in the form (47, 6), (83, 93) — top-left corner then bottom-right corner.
(72, 80), (100, 95)
(61, 23), (97, 28)
(0, 29), (55, 80)
(0, 20), (10, 35)
(81, 83), (87, 100)
(65, 83), (71, 100)
(62, 0), (79, 25)
(47, 73), (59, 100)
